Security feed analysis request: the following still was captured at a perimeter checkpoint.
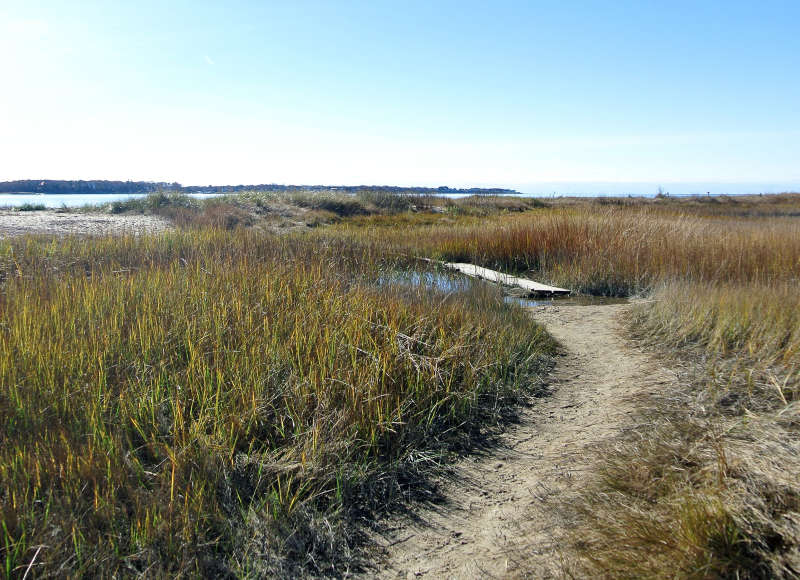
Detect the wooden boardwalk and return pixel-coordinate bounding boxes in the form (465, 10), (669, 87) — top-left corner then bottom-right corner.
(443, 262), (570, 296)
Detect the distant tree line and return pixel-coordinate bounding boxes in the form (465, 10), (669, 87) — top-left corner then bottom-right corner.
(180, 184), (519, 195)
(0, 180), (179, 194)
(0, 179), (518, 196)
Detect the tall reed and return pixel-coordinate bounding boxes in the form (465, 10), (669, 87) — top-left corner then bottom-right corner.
(338, 206), (800, 295)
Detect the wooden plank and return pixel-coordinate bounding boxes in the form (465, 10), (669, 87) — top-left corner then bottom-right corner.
(443, 262), (570, 295)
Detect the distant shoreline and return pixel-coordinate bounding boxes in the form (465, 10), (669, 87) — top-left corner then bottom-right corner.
(0, 180), (519, 197)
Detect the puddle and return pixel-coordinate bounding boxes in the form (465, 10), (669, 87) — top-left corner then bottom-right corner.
(376, 270), (472, 293)
(378, 269), (629, 307)
(505, 294), (629, 308)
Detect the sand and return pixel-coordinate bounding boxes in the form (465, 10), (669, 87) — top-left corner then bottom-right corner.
(0, 210), (172, 238)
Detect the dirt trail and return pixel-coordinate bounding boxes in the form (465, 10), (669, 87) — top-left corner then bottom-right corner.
(367, 302), (677, 578)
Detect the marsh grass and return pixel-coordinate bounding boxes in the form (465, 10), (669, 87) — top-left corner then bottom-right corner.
(100, 191), (553, 232)
(108, 192), (199, 215)
(3, 194), (799, 577)
(633, 282), (799, 406)
(14, 203), (48, 212)
(0, 230), (554, 577)
(324, 200), (798, 296)
(421, 209), (799, 294)
(559, 283), (800, 578)
(543, 192), (800, 217)
(364, 196), (800, 578)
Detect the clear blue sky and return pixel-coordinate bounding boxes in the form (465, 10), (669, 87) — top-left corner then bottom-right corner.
(1, 0), (799, 193)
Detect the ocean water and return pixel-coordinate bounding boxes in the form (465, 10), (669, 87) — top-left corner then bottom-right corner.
(0, 192), (222, 209)
(2, 185), (791, 209)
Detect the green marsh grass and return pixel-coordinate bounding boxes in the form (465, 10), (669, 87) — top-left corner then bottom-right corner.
(14, 203), (48, 212)
(101, 190), (550, 231)
(633, 281), (800, 404)
(0, 230), (554, 576)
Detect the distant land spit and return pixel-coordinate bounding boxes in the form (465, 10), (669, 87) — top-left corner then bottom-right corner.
(0, 180), (517, 196)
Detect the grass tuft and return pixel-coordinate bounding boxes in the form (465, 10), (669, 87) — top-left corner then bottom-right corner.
(15, 203), (47, 212)
(561, 282), (800, 578)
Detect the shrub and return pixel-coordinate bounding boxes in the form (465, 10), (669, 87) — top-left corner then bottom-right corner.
(16, 202), (47, 211)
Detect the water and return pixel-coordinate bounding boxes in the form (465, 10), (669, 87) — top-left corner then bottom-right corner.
(380, 269), (628, 307)
(433, 191), (752, 200)
(504, 294), (629, 308)
(0, 190), (556, 207)
(377, 270), (472, 293)
(3, 187), (781, 208)
(0, 192), (222, 209)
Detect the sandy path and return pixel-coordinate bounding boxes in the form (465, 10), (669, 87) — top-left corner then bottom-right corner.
(367, 301), (677, 578)
(0, 210), (172, 238)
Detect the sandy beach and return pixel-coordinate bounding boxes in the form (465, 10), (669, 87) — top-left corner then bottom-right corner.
(0, 210), (172, 238)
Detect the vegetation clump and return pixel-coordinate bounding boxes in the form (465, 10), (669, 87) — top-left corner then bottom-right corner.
(15, 203), (47, 212)
(583, 282), (800, 578)
(0, 230), (554, 577)
(108, 192), (199, 215)
(100, 190), (550, 231)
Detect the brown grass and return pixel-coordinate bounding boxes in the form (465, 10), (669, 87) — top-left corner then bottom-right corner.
(332, 203), (800, 295)
(561, 282), (800, 578)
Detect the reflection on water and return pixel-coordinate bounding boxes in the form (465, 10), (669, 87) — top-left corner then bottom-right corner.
(504, 294), (629, 308)
(379, 269), (628, 307)
(376, 270), (472, 293)
(0, 192), (222, 208)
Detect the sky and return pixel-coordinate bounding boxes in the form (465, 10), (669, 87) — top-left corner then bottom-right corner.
(1, 0), (799, 194)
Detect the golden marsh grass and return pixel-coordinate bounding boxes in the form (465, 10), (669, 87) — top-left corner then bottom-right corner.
(1, 193), (799, 577)
(0, 230), (554, 576)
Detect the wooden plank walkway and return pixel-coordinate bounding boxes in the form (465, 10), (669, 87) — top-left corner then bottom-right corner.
(443, 262), (570, 296)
